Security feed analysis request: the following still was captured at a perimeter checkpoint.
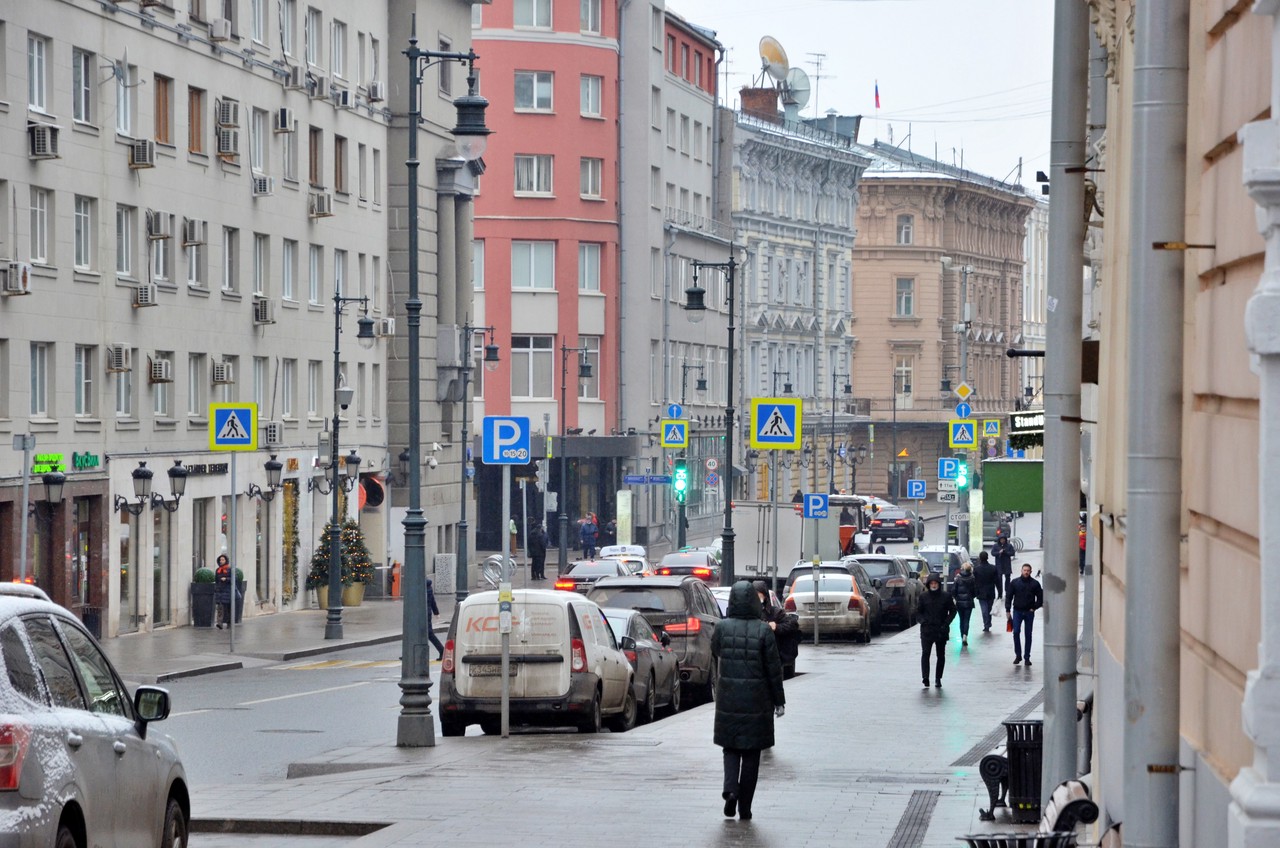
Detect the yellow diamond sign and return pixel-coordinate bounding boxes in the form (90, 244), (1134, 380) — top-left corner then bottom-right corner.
(954, 381), (974, 401)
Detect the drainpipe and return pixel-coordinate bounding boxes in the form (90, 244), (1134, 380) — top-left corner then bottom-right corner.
(617, 0), (631, 431)
(1231, 3), (1280, 844)
(1041, 0), (1089, 803)
(1122, 2), (1189, 845)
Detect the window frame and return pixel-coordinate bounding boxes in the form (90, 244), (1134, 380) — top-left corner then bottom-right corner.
(896, 214), (914, 245)
(579, 157), (603, 199)
(74, 345), (94, 418)
(510, 335), (554, 399)
(28, 35), (49, 113)
(578, 242), (601, 292)
(511, 241), (555, 290)
(73, 196), (93, 271)
(580, 74), (602, 117)
(72, 49), (94, 123)
(514, 70), (554, 111)
(894, 277), (915, 317)
(514, 154), (554, 195)
(513, 0), (552, 28)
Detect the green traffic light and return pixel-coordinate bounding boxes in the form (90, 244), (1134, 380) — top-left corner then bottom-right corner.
(673, 459), (689, 503)
(956, 459), (970, 490)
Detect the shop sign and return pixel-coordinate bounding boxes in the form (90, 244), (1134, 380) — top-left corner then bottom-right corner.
(31, 453), (66, 473)
(184, 462), (230, 476)
(72, 451), (101, 470)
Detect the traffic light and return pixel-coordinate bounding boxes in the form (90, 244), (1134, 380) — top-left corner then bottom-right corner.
(673, 458), (689, 503)
(956, 457), (970, 491)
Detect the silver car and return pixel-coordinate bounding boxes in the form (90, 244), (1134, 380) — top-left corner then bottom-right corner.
(0, 585), (188, 847)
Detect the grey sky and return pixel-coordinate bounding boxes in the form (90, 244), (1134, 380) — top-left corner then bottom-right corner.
(670, 0), (1055, 185)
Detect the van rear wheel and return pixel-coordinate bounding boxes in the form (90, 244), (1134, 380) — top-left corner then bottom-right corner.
(578, 692), (602, 733)
(441, 719), (465, 737)
(608, 685), (638, 732)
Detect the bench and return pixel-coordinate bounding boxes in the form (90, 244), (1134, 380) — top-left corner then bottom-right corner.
(962, 778), (1100, 848)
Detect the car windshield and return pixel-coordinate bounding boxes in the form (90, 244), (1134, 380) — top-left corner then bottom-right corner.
(856, 558), (896, 577)
(919, 552), (956, 569)
(661, 552), (711, 566)
(588, 586), (689, 614)
(566, 561), (622, 576)
(793, 574), (853, 592)
(875, 510), (908, 521)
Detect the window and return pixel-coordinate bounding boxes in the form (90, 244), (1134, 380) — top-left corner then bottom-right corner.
(281, 0), (296, 54)
(116, 63), (134, 135)
(28, 35), (48, 112)
(308, 126), (323, 187)
(514, 0), (551, 27)
(666, 108), (675, 148)
(30, 343), (49, 417)
(250, 108), (267, 172)
(514, 154), (553, 194)
(681, 44), (689, 78)
(253, 357), (268, 409)
(222, 227), (239, 292)
(695, 51), (703, 86)
(578, 243), (600, 291)
(334, 249), (346, 297)
(187, 354), (207, 416)
(73, 49), (94, 123)
(150, 212), (173, 281)
(896, 214), (914, 245)
(666, 35), (676, 73)
(188, 87), (206, 154)
(307, 360), (322, 416)
(305, 8), (322, 66)
(580, 336), (600, 399)
(309, 244), (322, 303)
(75, 345), (94, 417)
(357, 143), (367, 199)
(334, 135), (347, 193)
(650, 167), (660, 208)
(369, 36), (381, 85)
(512, 241), (554, 290)
(371, 363), (381, 419)
(251, 0), (268, 42)
(371, 255), (381, 307)
(693, 120), (703, 160)
(331, 21), (346, 78)
(650, 86), (661, 127)
(579, 157), (602, 198)
(282, 239), (297, 299)
(281, 359), (296, 418)
(152, 352), (172, 417)
(580, 0), (601, 34)
(253, 234), (268, 295)
(186, 237), (204, 286)
(680, 115), (690, 155)
(894, 356), (914, 409)
(472, 240), (485, 290)
(372, 148), (382, 204)
(438, 38), (452, 95)
(514, 71), (553, 111)
(895, 277), (914, 317)
(115, 355), (133, 417)
(580, 74), (602, 117)
(115, 204), (135, 276)
(154, 75), (174, 144)
(73, 197), (93, 270)
(510, 336), (553, 398)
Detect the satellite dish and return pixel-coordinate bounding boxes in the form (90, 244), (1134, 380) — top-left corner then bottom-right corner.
(759, 36), (789, 82)
(783, 67), (811, 109)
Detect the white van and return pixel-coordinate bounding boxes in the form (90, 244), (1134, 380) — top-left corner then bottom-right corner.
(439, 589), (636, 735)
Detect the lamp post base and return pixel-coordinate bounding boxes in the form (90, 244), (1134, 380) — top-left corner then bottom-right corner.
(324, 610), (343, 640)
(396, 716), (437, 747)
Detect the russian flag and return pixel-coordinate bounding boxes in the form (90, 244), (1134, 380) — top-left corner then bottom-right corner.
(875, 81), (881, 110)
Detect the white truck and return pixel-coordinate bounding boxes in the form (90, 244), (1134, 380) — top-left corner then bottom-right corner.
(730, 495), (872, 591)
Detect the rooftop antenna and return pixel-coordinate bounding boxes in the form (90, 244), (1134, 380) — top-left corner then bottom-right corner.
(805, 52), (834, 119)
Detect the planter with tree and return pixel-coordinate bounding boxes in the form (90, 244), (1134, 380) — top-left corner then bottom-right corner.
(191, 567), (216, 627)
(306, 520), (375, 609)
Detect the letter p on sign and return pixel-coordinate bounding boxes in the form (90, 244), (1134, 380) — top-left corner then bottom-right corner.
(482, 416), (532, 465)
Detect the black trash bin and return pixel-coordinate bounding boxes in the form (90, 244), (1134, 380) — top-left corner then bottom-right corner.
(1005, 719), (1044, 824)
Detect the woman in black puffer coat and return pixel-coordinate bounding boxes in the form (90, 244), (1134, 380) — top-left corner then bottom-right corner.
(711, 581), (786, 821)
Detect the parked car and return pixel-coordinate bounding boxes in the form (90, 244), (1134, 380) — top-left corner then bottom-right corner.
(0, 584), (190, 847)
(439, 589), (636, 735)
(783, 560), (858, 595)
(868, 508), (925, 543)
(598, 545), (651, 575)
(656, 550), (721, 586)
(784, 571), (881, 642)
(554, 559), (631, 593)
(848, 554), (921, 628)
(601, 608), (681, 723)
(586, 575), (721, 704)
(899, 553), (932, 583)
(710, 585), (781, 617)
(983, 511), (1012, 541)
(916, 545), (972, 587)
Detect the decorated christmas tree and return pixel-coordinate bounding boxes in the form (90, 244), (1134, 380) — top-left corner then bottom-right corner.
(307, 519), (374, 588)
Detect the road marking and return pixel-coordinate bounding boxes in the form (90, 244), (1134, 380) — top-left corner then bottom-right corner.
(239, 682), (371, 706)
(275, 659), (401, 670)
(170, 709), (214, 718)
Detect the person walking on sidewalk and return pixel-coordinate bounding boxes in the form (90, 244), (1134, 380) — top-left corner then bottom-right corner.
(579, 515), (598, 559)
(1006, 563), (1044, 665)
(711, 581), (786, 822)
(754, 580), (800, 680)
(992, 536), (1014, 600)
(952, 563), (977, 646)
(527, 522), (548, 580)
(973, 551), (1000, 632)
(426, 578), (445, 661)
(917, 573), (956, 688)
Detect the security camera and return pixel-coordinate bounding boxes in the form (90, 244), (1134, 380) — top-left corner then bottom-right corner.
(336, 386), (355, 410)
(427, 457), (439, 469)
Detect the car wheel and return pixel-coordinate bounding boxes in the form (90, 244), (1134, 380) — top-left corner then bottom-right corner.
(608, 683), (638, 732)
(161, 797), (188, 848)
(441, 719), (466, 737)
(578, 690), (603, 734)
(480, 718), (501, 735)
(661, 671), (682, 717)
(907, 529), (915, 543)
(55, 824), (78, 848)
(639, 673), (657, 725)
(871, 612), (883, 636)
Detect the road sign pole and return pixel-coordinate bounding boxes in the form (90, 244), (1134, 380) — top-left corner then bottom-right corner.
(811, 548), (820, 647)
(500, 464), (511, 738)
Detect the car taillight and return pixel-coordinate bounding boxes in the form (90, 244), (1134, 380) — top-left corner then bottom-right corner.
(0, 722), (30, 791)
(554, 579), (576, 591)
(664, 616), (702, 635)
(571, 638), (587, 672)
(624, 650), (637, 666)
(784, 595), (796, 612)
(848, 595), (863, 612)
(871, 520), (882, 527)
(657, 567), (673, 575)
(442, 640), (455, 674)
(896, 519), (908, 526)
(692, 568), (712, 579)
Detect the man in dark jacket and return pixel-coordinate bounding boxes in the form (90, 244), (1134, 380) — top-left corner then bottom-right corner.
(973, 551), (1000, 633)
(917, 573), (956, 688)
(754, 580), (800, 679)
(992, 537), (1014, 600)
(952, 563), (977, 646)
(527, 522), (548, 580)
(1006, 563), (1044, 665)
(711, 581), (786, 821)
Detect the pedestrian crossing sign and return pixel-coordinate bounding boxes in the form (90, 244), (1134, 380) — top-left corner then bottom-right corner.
(749, 398), (803, 450)
(209, 403), (258, 452)
(948, 418), (977, 449)
(659, 419), (689, 449)
(982, 419), (1001, 438)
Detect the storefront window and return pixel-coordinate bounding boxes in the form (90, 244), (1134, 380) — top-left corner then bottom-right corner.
(152, 509), (172, 627)
(120, 510), (139, 634)
(256, 498), (271, 603)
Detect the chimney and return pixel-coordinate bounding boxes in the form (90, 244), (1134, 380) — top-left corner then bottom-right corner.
(739, 87), (781, 125)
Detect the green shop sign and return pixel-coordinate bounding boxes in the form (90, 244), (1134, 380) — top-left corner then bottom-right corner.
(29, 452), (102, 474)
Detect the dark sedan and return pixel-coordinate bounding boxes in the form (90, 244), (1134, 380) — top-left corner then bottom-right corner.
(849, 554), (921, 628)
(602, 608), (682, 723)
(587, 575), (721, 704)
(869, 508), (925, 543)
(554, 559), (630, 593)
(656, 550), (721, 586)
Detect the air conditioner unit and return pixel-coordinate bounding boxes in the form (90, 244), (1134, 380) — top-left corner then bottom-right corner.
(129, 138), (156, 169)
(182, 218), (207, 245)
(1, 262), (34, 295)
(28, 123), (60, 159)
(309, 74), (328, 100)
(263, 421), (284, 446)
(147, 211), (173, 240)
(150, 357), (173, 383)
(273, 107), (296, 133)
(252, 297), (276, 324)
(286, 65), (306, 90)
(308, 192), (333, 218)
(368, 80), (386, 103)
(209, 17), (232, 42)
(216, 98), (240, 128)
(133, 283), (159, 308)
(376, 317), (396, 337)
(211, 361), (235, 384)
(251, 175), (274, 197)
(216, 127), (239, 157)
(105, 344), (131, 373)
(332, 88), (353, 109)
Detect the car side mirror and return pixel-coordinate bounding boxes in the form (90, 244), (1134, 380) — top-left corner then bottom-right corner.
(620, 636), (636, 651)
(133, 685), (171, 739)
(659, 631), (671, 647)
(872, 578), (882, 589)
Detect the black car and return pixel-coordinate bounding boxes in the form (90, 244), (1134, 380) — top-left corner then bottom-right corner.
(656, 550), (722, 586)
(601, 608), (682, 724)
(869, 508), (925, 543)
(849, 554), (921, 628)
(587, 575), (721, 704)
(554, 559), (630, 593)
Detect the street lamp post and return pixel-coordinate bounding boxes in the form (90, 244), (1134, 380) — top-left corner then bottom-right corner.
(401, 23), (490, 748)
(941, 256), (971, 548)
(558, 343), (592, 571)
(890, 374), (912, 500)
(680, 363), (707, 407)
(685, 255), (738, 585)
(827, 371), (851, 494)
(843, 443), (869, 495)
(455, 323), (499, 603)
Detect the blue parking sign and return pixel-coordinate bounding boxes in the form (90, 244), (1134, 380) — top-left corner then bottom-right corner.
(938, 457), (959, 479)
(481, 416), (531, 465)
(906, 479), (926, 500)
(802, 493), (829, 519)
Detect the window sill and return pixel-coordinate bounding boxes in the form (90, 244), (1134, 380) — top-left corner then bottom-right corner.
(27, 107), (57, 122)
(580, 195), (606, 202)
(188, 151), (209, 165)
(187, 417), (208, 429)
(307, 416), (326, 426)
(514, 108), (556, 115)
(115, 275), (140, 286)
(29, 419), (59, 431)
(281, 417), (298, 427)
(308, 302), (325, 312)
(31, 264), (59, 278)
(73, 270), (102, 284)
(282, 298), (300, 309)
(514, 192), (555, 199)
(580, 113), (605, 121)
(221, 288), (243, 301)
(72, 121), (101, 137)
(115, 418), (141, 431)
(187, 284), (210, 297)
(889, 315), (922, 324)
(281, 177), (300, 189)
(74, 418), (102, 432)
(155, 418), (178, 430)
